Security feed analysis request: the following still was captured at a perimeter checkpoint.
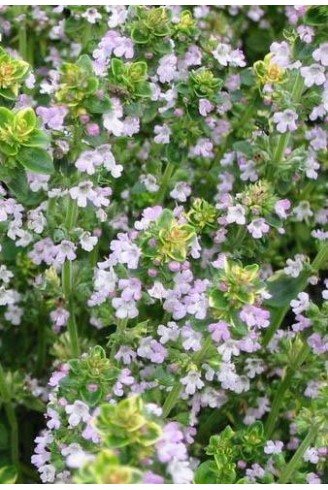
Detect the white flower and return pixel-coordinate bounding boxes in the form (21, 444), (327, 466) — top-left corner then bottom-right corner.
(170, 182), (192, 202)
(168, 459), (194, 484)
(212, 43), (231, 66)
(65, 400), (91, 427)
(27, 209), (46, 234)
(148, 281), (167, 300)
(181, 370), (204, 395)
(39, 464), (56, 483)
(69, 181), (95, 208)
(157, 54), (177, 83)
(293, 200), (313, 221)
(140, 174), (159, 193)
(264, 440), (284, 454)
(304, 447), (319, 464)
(157, 321), (180, 344)
(284, 254), (306, 278)
(0, 265), (14, 284)
(98, 145), (123, 178)
(112, 297), (138, 319)
(81, 8), (102, 24)
(94, 268), (117, 294)
(226, 204), (246, 225)
(61, 442), (83, 457)
(79, 232), (98, 252)
(66, 450), (95, 469)
(217, 339), (240, 362)
(154, 124), (171, 144)
(4, 304), (23, 325)
(313, 42), (328, 66)
(181, 325), (202, 351)
(273, 109), (298, 133)
(300, 64), (326, 87)
(290, 292), (310, 315)
(56, 240), (77, 263)
(0, 287), (17, 306)
(270, 41), (291, 68)
(247, 218), (270, 239)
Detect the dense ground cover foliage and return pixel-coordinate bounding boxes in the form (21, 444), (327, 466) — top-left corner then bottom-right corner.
(0, 4), (327, 484)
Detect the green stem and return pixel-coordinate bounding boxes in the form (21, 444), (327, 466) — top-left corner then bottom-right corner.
(62, 260), (72, 299)
(15, 7), (27, 61)
(117, 318), (128, 335)
(0, 364), (19, 468)
(65, 196), (78, 230)
(193, 335), (213, 365)
(162, 382), (183, 418)
(36, 315), (46, 376)
(264, 342), (310, 438)
(67, 310), (80, 358)
(278, 427), (318, 483)
(236, 91), (259, 131)
(273, 132), (290, 165)
(312, 242), (328, 271)
(263, 242), (328, 348)
(89, 243), (99, 269)
(62, 197), (80, 357)
(232, 225), (247, 249)
(157, 162), (175, 204)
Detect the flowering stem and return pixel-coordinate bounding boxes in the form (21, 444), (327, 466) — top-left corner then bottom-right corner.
(0, 364), (19, 469)
(157, 162), (175, 204)
(162, 335), (213, 418)
(272, 73), (304, 165)
(264, 342), (310, 438)
(278, 427), (318, 483)
(263, 242), (328, 348)
(62, 197), (80, 358)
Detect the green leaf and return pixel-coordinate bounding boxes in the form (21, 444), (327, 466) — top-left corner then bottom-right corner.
(129, 61), (148, 81)
(134, 82), (152, 98)
(25, 129), (51, 148)
(131, 27), (150, 44)
(194, 461), (218, 484)
(0, 88), (16, 100)
(14, 107), (37, 131)
(304, 6), (328, 26)
(80, 385), (103, 407)
(157, 209), (174, 228)
(266, 270), (308, 308)
(0, 466), (18, 484)
(0, 141), (17, 156)
(233, 140), (253, 156)
(111, 58), (125, 78)
(76, 54), (94, 72)
(16, 147), (54, 175)
(7, 168), (29, 202)
(84, 96), (112, 114)
(0, 107), (14, 127)
(85, 77), (99, 95)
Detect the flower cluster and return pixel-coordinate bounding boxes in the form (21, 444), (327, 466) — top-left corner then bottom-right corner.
(0, 5), (327, 485)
